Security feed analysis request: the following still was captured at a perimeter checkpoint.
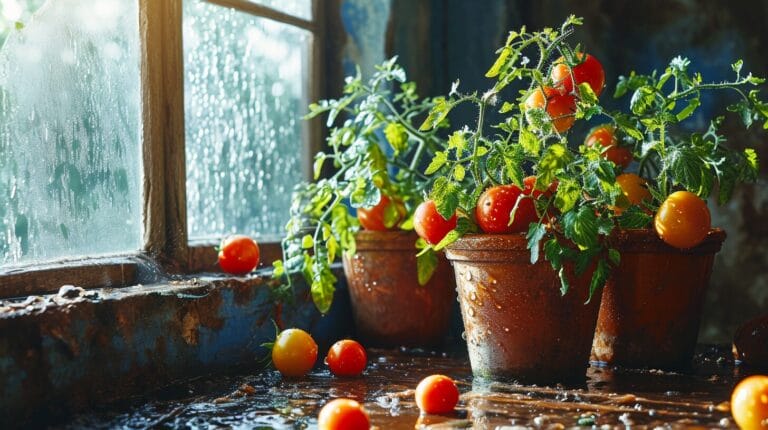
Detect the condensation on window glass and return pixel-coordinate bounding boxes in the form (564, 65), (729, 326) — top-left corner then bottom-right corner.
(247, 0), (312, 20)
(0, 0), (142, 267)
(184, 0), (310, 240)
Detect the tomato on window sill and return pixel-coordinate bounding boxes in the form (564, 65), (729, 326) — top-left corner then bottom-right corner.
(218, 235), (260, 275)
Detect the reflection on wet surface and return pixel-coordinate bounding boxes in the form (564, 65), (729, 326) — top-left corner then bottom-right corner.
(56, 346), (741, 429)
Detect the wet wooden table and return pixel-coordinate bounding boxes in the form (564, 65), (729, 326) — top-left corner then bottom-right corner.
(56, 346), (742, 429)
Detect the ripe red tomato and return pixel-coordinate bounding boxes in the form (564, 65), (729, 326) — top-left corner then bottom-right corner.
(218, 235), (260, 275)
(325, 339), (367, 377)
(414, 200), (458, 245)
(585, 125), (632, 169)
(654, 191), (711, 249)
(318, 398), (370, 430)
(523, 175), (558, 200)
(524, 86), (577, 133)
(551, 53), (606, 97)
(731, 375), (768, 430)
(476, 184), (537, 234)
(357, 195), (404, 231)
(415, 375), (459, 415)
(271, 328), (318, 377)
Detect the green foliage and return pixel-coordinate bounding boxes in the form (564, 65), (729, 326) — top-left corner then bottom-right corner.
(274, 58), (444, 313)
(419, 16), (768, 300)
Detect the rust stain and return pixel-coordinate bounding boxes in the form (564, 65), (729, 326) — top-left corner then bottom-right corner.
(178, 291), (225, 346)
(231, 279), (257, 306)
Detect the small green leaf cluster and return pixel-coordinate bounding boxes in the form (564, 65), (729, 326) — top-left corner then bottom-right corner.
(273, 58), (444, 313)
(418, 16), (766, 300)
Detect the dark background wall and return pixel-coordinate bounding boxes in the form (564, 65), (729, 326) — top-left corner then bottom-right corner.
(339, 0), (768, 343)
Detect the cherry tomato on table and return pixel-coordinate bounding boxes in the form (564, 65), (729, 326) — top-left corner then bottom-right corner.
(550, 52), (606, 97)
(357, 195), (405, 231)
(476, 184), (538, 234)
(585, 125), (633, 169)
(415, 374), (459, 415)
(318, 398), (370, 430)
(325, 339), (367, 377)
(414, 200), (457, 245)
(218, 235), (260, 275)
(271, 328), (318, 377)
(654, 190), (711, 249)
(524, 86), (577, 133)
(731, 375), (768, 430)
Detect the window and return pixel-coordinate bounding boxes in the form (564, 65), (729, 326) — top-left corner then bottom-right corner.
(0, 0), (325, 295)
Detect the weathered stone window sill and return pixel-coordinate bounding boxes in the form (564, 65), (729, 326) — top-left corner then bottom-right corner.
(0, 270), (350, 425)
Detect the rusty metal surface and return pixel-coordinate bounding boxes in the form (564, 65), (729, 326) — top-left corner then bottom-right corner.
(343, 231), (455, 348)
(50, 346), (745, 429)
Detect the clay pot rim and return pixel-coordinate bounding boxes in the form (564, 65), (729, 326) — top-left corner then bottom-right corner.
(445, 228), (726, 255)
(354, 229), (419, 251)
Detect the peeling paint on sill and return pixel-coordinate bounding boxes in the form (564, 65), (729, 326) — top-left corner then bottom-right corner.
(0, 272), (352, 426)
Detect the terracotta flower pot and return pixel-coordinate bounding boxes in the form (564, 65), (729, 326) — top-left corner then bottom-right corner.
(445, 234), (602, 383)
(342, 230), (455, 348)
(591, 228), (726, 370)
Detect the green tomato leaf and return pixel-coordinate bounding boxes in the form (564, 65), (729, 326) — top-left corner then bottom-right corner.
(586, 259), (610, 304)
(425, 151), (448, 175)
(520, 128), (540, 156)
(384, 122), (408, 153)
(301, 234), (314, 249)
(630, 86), (658, 115)
(486, 46), (511, 78)
(617, 207), (653, 229)
(676, 98), (701, 121)
(526, 222), (547, 264)
(454, 164), (466, 181)
(448, 131), (468, 154)
(562, 206), (599, 249)
(429, 177), (461, 221)
(554, 179), (580, 213)
(419, 97), (452, 131)
(416, 248), (438, 286)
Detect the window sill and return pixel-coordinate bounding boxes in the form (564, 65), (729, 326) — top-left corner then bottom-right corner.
(0, 268), (351, 425)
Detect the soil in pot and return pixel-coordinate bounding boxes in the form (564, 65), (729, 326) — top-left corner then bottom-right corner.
(591, 228), (726, 370)
(342, 230), (455, 348)
(445, 234), (602, 383)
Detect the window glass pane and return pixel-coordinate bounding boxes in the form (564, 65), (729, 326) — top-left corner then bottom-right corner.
(0, 0), (142, 267)
(184, 0), (310, 240)
(246, 0), (312, 21)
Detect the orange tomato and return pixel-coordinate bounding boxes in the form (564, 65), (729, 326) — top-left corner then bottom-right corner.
(325, 339), (367, 377)
(613, 173), (651, 214)
(585, 125), (632, 169)
(271, 328), (318, 377)
(218, 235), (260, 275)
(318, 398), (370, 430)
(524, 86), (577, 133)
(550, 53), (606, 97)
(654, 191), (711, 249)
(731, 375), (768, 430)
(357, 195), (405, 231)
(415, 374), (459, 415)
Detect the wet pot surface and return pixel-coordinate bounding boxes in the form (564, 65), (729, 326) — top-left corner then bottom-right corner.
(55, 346), (743, 429)
(446, 234), (602, 383)
(343, 230), (455, 348)
(593, 229), (726, 370)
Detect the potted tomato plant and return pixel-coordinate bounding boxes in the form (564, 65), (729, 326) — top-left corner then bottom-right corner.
(272, 59), (455, 347)
(416, 16), (767, 380)
(589, 55), (765, 370)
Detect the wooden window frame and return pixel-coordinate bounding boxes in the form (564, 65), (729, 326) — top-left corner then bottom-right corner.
(0, 0), (326, 298)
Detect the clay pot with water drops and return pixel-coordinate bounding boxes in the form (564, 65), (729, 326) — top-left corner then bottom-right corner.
(591, 228), (726, 370)
(342, 230), (455, 348)
(445, 233), (602, 383)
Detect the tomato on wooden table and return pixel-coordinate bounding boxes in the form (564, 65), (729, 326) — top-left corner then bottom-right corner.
(585, 125), (633, 169)
(731, 375), (768, 430)
(325, 339), (367, 377)
(218, 235), (260, 275)
(476, 184), (538, 234)
(550, 52), (606, 96)
(415, 374), (459, 415)
(414, 200), (457, 245)
(357, 194), (405, 231)
(524, 86), (577, 133)
(271, 328), (318, 377)
(318, 398), (370, 430)
(654, 190), (711, 249)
